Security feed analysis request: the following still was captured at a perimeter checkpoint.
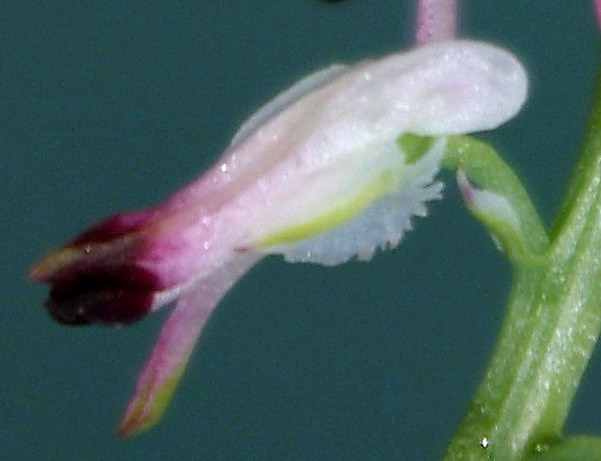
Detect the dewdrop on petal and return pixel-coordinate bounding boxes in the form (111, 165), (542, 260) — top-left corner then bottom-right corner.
(29, 39), (528, 435)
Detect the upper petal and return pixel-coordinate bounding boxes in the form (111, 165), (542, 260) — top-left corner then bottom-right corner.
(159, 40), (527, 217)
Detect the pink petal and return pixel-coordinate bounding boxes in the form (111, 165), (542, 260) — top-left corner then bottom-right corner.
(118, 256), (259, 436)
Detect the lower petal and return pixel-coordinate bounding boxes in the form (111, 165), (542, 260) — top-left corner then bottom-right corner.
(118, 255), (259, 436)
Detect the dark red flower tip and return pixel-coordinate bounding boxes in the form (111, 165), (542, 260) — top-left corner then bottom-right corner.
(47, 281), (155, 325)
(42, 262), (165, 325)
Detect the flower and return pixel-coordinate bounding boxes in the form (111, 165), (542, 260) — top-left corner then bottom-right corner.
(29, 39), (527, 436)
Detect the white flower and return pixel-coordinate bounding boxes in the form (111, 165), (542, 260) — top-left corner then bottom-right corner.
(30, 39), (528, 435)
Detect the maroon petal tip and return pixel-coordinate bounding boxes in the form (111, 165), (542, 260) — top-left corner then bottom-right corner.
(46, 285), (155, 326)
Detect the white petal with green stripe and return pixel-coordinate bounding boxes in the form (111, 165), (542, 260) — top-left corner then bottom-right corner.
(257, 138), (445, 265)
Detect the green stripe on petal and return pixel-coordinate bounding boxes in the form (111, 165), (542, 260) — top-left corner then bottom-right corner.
(257, 170), (399, 247)
(256, 138), (445, 266)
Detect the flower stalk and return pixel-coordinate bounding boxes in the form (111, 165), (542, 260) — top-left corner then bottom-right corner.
(416, 0), (458, 45)
(444, 48), (601, 460)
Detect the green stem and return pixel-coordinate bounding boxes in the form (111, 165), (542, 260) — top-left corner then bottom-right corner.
(444, 51), (601, 460)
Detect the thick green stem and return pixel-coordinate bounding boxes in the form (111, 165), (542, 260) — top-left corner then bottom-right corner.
(444, 51), (601, 460)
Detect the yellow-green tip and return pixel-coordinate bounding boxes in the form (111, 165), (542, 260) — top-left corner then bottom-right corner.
(118, 370), (182, 437)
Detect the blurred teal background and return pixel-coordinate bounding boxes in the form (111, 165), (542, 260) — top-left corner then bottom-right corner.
(2, 1), (600, 459)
